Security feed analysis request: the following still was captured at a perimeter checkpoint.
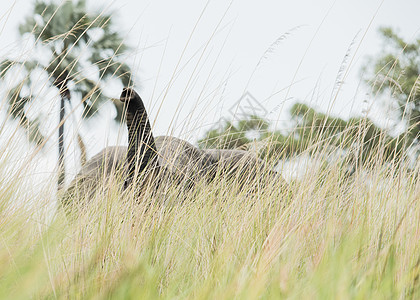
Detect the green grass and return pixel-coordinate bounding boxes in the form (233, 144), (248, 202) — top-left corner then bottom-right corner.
(0, 147), (419, 299)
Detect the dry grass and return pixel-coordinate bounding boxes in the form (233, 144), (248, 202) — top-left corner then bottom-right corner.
(0, 139), (419, 299)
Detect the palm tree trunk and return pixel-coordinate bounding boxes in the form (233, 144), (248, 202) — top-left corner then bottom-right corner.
(55, 71), (70, 190)
(58, 94), (65, 189)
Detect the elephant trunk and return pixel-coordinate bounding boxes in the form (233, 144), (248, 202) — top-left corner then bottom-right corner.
(120, 88), (159, 187)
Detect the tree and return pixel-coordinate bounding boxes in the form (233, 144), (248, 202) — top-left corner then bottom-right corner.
(198, 115), (269, 150)
(363, 27), (420, 146)
(286, 103), (405, 166)
(198, 114), (303, 160)
(200, 28), (417, 168)
(198, 103), (405, 168)
(0, 0), (132, 189)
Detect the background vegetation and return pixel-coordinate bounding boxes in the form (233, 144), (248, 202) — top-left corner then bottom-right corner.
(0, 0), (132, 188)
(199, 27), (419, 170)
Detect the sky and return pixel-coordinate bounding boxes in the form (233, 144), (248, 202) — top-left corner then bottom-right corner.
(0, 0), (419, 183)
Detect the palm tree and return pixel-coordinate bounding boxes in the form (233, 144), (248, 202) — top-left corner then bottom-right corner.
(0, 0), (132, 189)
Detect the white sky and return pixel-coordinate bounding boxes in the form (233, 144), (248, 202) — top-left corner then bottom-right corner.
(104, 0), (420, 132)
(0, 0), (419, 172)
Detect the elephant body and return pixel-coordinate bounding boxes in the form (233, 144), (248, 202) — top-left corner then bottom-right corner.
(62, 88), (287, 207)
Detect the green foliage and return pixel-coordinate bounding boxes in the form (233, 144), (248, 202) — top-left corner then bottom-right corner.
(199, 103), (406, 167)
(0, 0), (134, 187)
(200, 28), (418, 165)
(364, 27), (420, 143)
(0, 0), (136, 188)
(198, 115), (269, 149)
(0, 0), (133, 135)
(290, 103), (405, 164)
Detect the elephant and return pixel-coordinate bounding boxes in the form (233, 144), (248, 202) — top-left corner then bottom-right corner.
(62, 88), (286, 206)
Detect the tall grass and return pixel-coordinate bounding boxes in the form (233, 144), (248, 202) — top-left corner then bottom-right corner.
(0, 2), (419, 299)
(0, 136), (419, 299)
